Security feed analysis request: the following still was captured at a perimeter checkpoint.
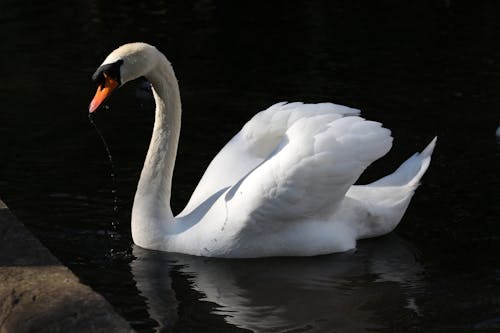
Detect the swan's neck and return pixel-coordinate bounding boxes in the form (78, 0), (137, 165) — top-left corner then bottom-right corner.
(132, 53), (181, 245)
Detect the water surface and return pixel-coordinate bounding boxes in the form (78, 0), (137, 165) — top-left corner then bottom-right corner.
(0, 1), (498, 332)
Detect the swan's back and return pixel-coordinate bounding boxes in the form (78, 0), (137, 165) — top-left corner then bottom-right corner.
(174, 102), (434, 257)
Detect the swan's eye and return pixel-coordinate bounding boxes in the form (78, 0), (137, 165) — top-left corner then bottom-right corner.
(92, 59), (124, 86)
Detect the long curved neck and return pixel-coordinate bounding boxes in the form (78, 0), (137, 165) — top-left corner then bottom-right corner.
(132, 53), (181, 242)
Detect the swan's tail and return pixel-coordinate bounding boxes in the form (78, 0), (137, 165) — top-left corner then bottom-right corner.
(339, 137), (437, 239)
(370, 136), (437, 189)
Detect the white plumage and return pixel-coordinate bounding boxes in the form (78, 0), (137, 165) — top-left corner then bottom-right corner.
(90, 43), (436, 258)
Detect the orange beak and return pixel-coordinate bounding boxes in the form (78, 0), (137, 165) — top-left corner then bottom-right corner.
(89, 73), (119, 113)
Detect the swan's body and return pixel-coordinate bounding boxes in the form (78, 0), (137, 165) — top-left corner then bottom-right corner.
(90, 43), (436, 258)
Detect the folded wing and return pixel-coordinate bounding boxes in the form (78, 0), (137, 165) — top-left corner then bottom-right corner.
(179, 102), (360, 216)
(226, 114), (393, 226)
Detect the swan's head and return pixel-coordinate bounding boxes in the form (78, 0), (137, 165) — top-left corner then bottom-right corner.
(89, 42), (159, 113)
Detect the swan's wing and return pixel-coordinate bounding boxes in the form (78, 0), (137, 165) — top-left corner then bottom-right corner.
(226, 115), (393, 225)
(179, 102), (360, 216)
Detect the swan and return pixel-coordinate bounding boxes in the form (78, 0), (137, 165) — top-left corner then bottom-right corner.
(89, 42), (436, 258)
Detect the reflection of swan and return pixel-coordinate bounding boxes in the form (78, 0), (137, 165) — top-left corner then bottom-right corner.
(131, 235), (424, 332)
(131, 250), (178, 332)
(90, 42), (436, 257)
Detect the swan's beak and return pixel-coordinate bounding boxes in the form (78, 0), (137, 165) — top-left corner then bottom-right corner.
(89, 73), (119, 113)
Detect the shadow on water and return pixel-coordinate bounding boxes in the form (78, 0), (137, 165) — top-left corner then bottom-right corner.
(131, 235), (424, 332)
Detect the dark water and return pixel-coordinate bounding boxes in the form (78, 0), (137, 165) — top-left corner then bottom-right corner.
(1, 1), (499, 332)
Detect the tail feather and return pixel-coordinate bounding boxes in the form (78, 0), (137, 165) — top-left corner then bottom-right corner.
(369, 136), (437, 188)
(337, 137), (437, 239)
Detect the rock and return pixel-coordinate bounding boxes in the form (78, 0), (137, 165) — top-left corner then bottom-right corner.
(0, 198), (135, 333)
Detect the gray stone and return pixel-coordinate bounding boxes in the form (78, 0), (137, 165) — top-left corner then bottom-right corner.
(0, 198), (135, 333)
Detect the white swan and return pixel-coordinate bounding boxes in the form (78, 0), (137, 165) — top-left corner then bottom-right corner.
(89, 42), (436, 258)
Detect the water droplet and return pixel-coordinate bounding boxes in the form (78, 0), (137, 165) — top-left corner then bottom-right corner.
(88, 114), (120, 231)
